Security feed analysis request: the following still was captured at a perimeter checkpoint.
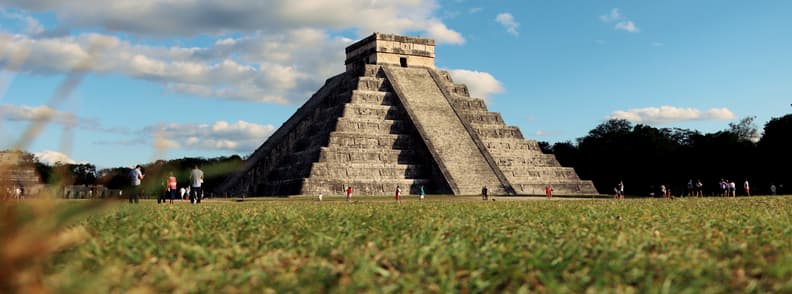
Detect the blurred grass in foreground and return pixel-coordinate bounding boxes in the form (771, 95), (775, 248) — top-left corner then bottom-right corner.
(31, 196), (792, 293)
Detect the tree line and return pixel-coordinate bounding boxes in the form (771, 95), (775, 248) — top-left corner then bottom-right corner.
(35, 155), (243, 197)
(541, 114), (791, 196)
(21, 113), (792, 197)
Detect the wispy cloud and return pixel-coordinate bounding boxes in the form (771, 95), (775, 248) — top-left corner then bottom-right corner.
(599, 8), (622, 22)
(609, 106), (735, 125)
(0, 103), (131, 133)
(0, 1), (466, 105)
(495, 13), (519, 36)
(651, 41), (664, 47)
(141, 120), (276, 153)
(447, 69), (505, 99)
(600, 8), (640, 33)
(0, 1), (465, 44)
(614, 20), (639, 33)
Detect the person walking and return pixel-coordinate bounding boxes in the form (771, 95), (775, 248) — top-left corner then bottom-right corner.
(189, 164), (204, 204)
(743, 179), (751, 196)
(481, 186), (489, 200)
(345, 186), (353, 202)
(419, 185), (425, 201)
(696, 179), (703, 197)
(617, 181), (625, 199)
(167, 172), (178, 204)
(545, 185), (553, 199)
(395, 185), (401, 203)
(128, 165), (144, 203)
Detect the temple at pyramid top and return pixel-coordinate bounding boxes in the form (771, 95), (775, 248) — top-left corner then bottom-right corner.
(345, 33), (436, 71)
(217, 33), (597, 197)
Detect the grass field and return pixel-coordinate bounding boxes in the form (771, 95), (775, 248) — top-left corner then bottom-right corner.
(11, 196), (792, 293)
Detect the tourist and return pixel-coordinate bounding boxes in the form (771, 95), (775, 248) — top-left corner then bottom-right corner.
(318, 192), (323, 202)
(545, 185), (553, 199)
(128, 165), (144, 203)
(719, 179), (727, 197)
(179, 187), (186, 201)
(743, 179), (750, 196)
(617, 181), (624, 199)
(395, 185), (401, 203)
(419, 185), (425, 200)
(770, 183), (777, 195)
(345, 186), (352, 202)
(481, 186), (488, 200)
(696, 179), (704, 197)
(189, 164), (204, 204)
(158, 176), (168, 204)
(167, 172), (178, 204)
(660, 185), (667, 199)
(729, 180), (736, 197)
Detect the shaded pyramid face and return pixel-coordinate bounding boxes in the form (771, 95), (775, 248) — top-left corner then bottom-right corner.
(219, 34), (596, 196)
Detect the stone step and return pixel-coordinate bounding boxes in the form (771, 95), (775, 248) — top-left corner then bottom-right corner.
(493, 155), (560, 168)
(444, 83), (470, 97)
(327, 132), (417, 150)
(334, 118), (408, 134)
(349, 90), (396, 105)
(318, 147), (423, 164)
(504, 166), (581, 179)
(301, 178), (433, 196)
(383, 66), (505, 195)
(355, 76), (389, 92)
(510, 182), (598, 195)
(459, 111), (504, 125)
(449, 96), (488, 111)
(482, 138), (542, 152)
(472, 124), (524, 139)
(309, 162), (428, 179)
(361, 64), (387, 78)
(342, 103), (404, 120)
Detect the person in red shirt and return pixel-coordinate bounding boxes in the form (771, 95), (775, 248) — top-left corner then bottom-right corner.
(167, 172), (178, 204)
(345, 186), (352, 202)
(395, 185), (401, 203)
(545, 185), (553, 199)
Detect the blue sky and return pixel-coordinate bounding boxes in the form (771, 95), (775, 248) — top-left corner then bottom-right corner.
(0, 1), (790, 169)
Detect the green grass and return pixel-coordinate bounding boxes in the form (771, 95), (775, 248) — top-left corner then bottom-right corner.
(43, 196), (792, 293)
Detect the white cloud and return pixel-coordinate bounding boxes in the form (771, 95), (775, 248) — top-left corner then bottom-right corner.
(447, 69), (505, 99)
(609, 106), (736, 125)
(0, 9), (45, 35)
(651, 41), (664, 47)
(0, 30), (350, 104)
(469, 8), (482, 14)
(33, 150), (78, 165)
(142, 120), (276, 152)
(0, 103), (86, 127)
(495, 13), (519, 36)
(615, 21), (640, 33)
(0, 103), (130, 133)
(599, 8), (622, 22)
(0, 1), (467, 104)
(1, 0), (464, 44)
(600, 8), (639, 33)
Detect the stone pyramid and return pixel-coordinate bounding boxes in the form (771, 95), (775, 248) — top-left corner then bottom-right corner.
(218, 33), (596, 196)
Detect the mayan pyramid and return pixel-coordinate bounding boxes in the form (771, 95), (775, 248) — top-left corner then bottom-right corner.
(218, 33), (596, 196)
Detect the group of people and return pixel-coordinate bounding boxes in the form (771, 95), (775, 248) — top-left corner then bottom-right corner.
(718, 179), (750, 197)
(652, 178), (754, 198)
(127, 164), (205, 204)
(323, 185), (425, 202)
(3, 183), (25, 200)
